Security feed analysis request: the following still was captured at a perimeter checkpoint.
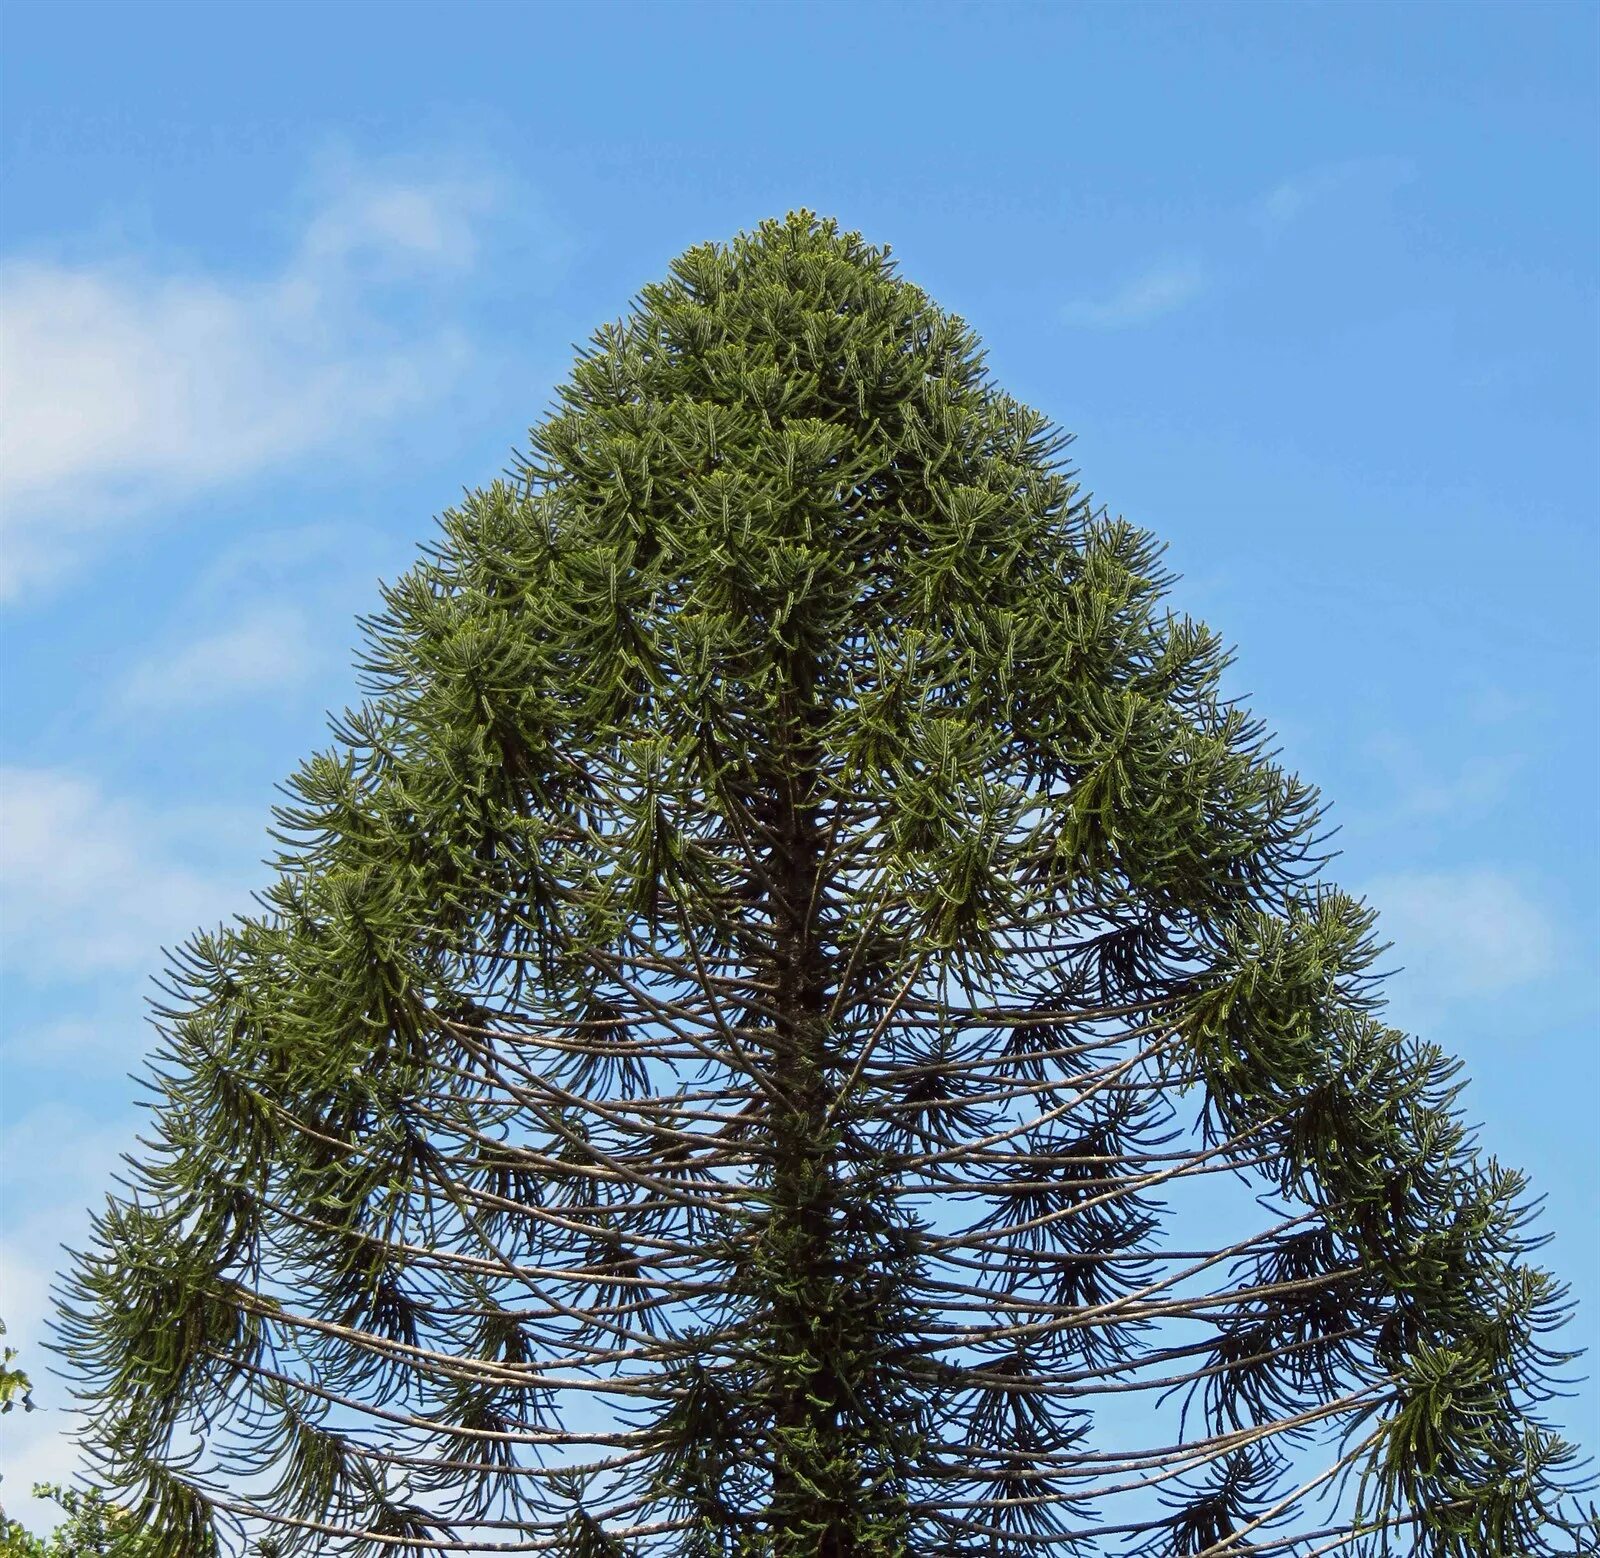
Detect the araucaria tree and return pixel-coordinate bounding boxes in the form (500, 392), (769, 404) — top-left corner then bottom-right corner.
(62, 214), (1590, 1557)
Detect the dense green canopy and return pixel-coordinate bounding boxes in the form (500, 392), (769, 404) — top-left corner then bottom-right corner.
(60, 213), (1590, 1556)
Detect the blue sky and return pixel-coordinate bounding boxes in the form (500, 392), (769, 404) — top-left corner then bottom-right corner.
(1, 0), (1596, 1531)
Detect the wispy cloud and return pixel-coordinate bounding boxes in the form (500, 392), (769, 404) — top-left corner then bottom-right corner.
(1255, 155), (1417, 232)
(1367, 868), (1558, 1004)
(1362, 734), (1523, 824)
(0, 767), (253, 981)
(0, 775), (263, 1517)
(0, 1104), (143, 1531)
(299, 174), (495, 273)
(0, 1232), (84, 1522)
(1064, 154), (1413, 334)
(120, 603), (320, 711)
(0, 999), (151, 1069)
(104, 520), (396, 715)
(0, 155), (556, 600)
(1061, 261), (1207, 329)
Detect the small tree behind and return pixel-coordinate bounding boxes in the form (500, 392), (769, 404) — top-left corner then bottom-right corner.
(60, 213), (1590, 1556)
(1, 1322), (159, 1558)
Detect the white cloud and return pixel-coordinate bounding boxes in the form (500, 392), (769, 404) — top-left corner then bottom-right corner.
(0, 1238), (52, 1361)
(0, 1235), (84, 1530)
(0, 1106), (138, 1533)
(1061, 261), (1206, 329)
(191, 521), (366, 597)
(1362, 734), (1522, 824)
(0, 161), (520, 600)
(103, 520), (402, 717)
(1059, 155), (1413, 337)
(121, 603), (320, 711)
(0, 1003), (149, 1070)
(1255, 155), (1417, 231)
(1367, 868), (1558, 1004)
(1467, 685), (1534, 726)
(0, 1108), (129, 1243)
(300, 173), (495, 272)
(0, 768), (250, 982)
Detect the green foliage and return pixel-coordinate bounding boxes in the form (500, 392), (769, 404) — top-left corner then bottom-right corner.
(0, 1322), (33, 1418)
(0, 1484), (161, 1558)
(0, 1326), (162, 1558)
(55, 213), (1589, 1554)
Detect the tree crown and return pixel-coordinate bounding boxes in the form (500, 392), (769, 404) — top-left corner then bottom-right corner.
(58, 212), (1592, 1557)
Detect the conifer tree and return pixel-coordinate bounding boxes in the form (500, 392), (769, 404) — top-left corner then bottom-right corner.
(60, 213), (1591, 1557)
